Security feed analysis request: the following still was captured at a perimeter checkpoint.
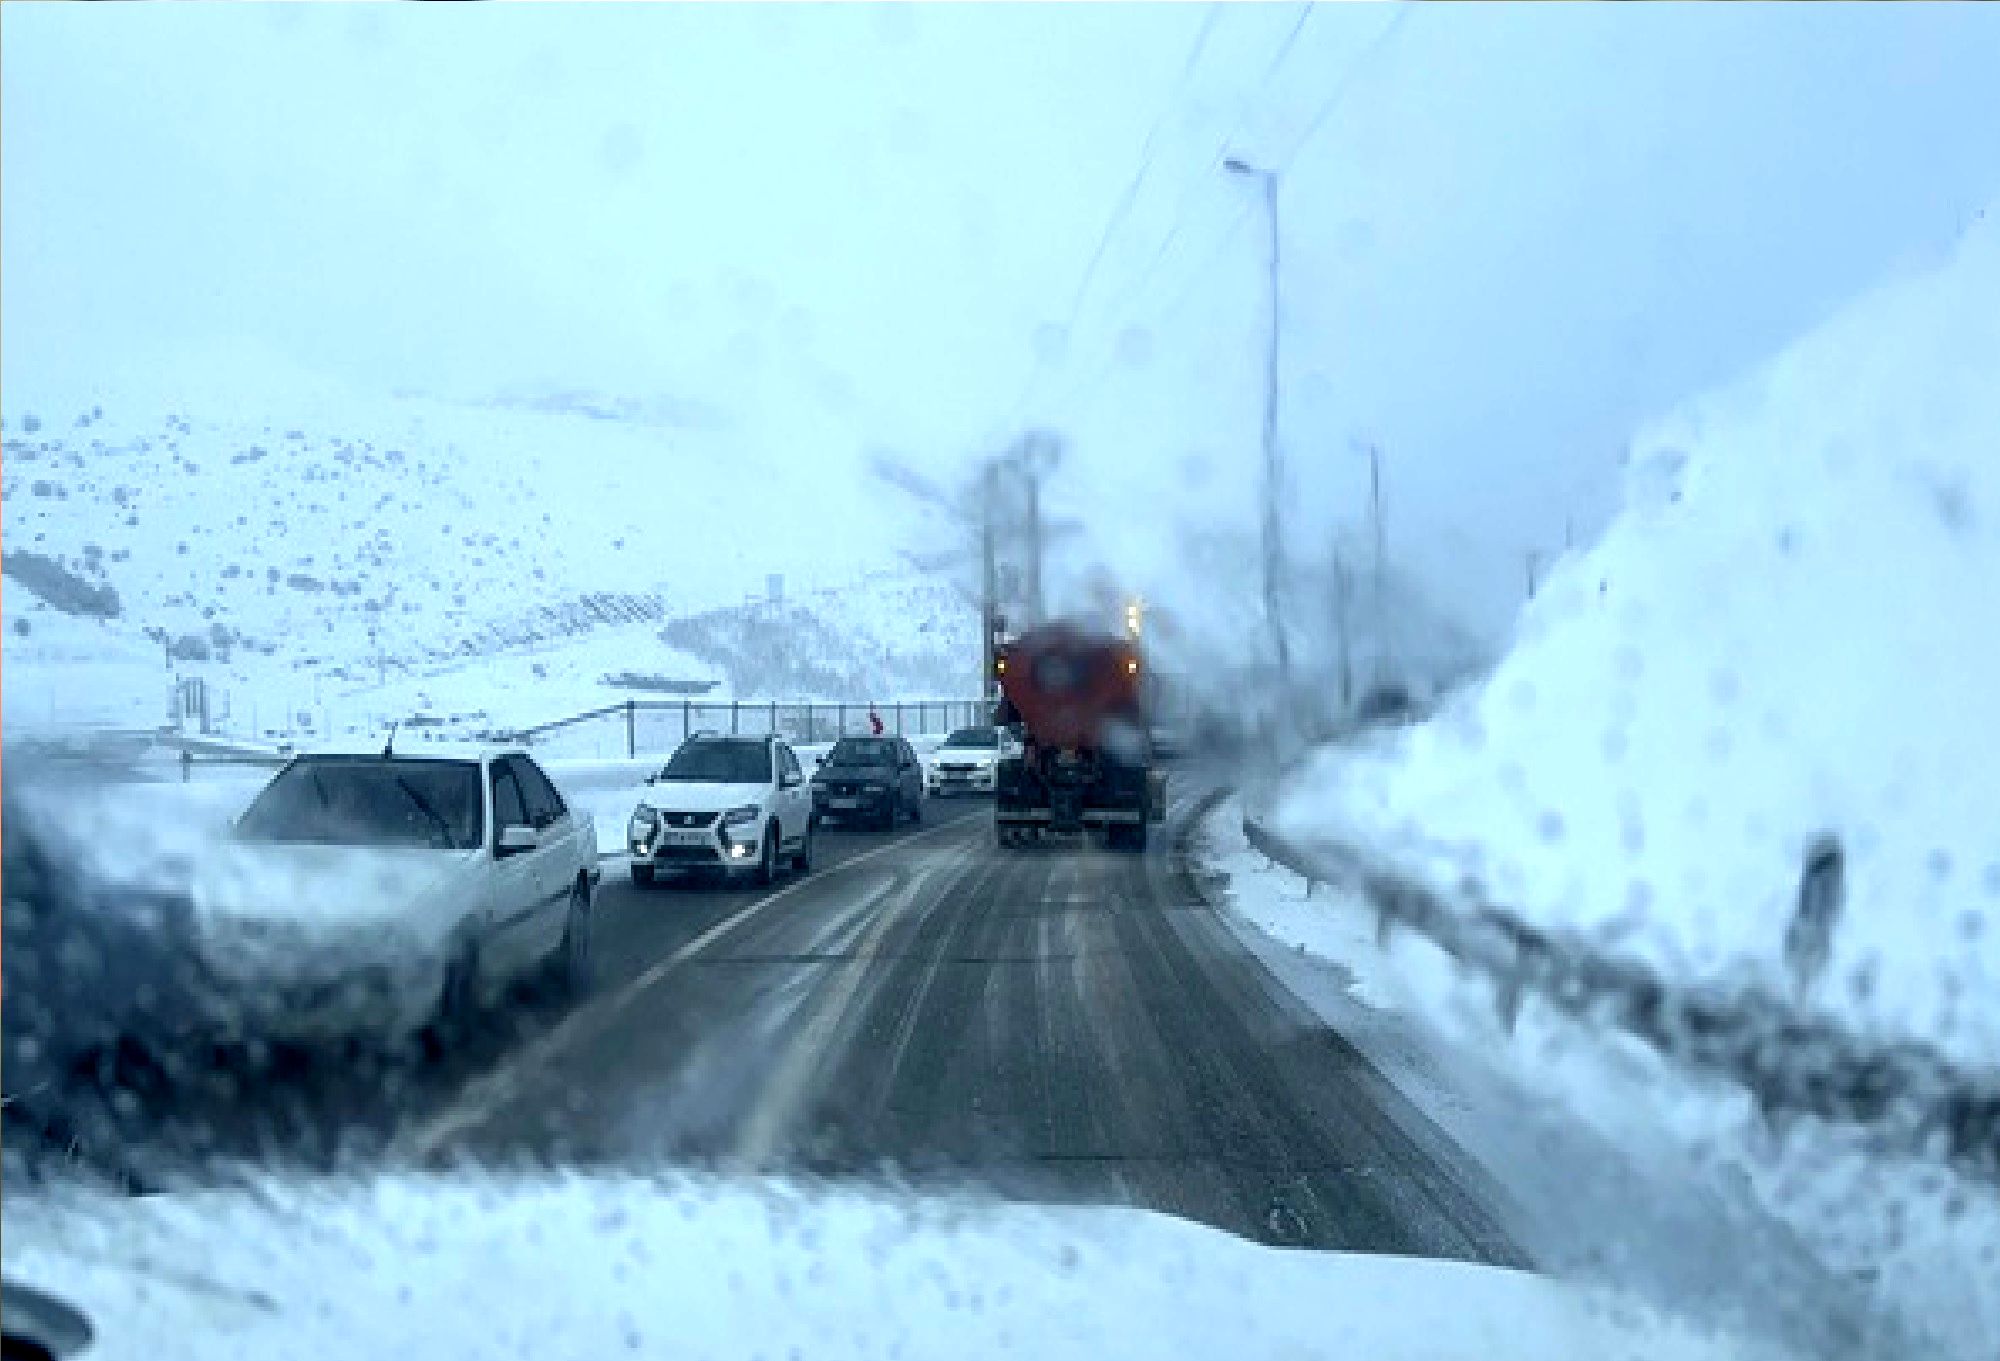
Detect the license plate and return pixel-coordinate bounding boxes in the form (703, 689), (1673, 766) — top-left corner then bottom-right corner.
(830, 797), (860, 810)
(662, 830), (709, 846)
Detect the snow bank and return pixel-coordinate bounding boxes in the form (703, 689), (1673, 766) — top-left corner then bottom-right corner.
(1200, 801), (1999, 1361)
(0, 1173), (1772, 1361)
(1274, 204), (2000, 1068)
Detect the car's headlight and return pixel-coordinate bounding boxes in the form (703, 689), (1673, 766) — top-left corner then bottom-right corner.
(720, 804), (761, 829)
(629, 806), (660, 836)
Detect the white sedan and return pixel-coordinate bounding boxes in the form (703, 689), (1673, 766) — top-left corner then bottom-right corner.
(190, 743), (599, 1049)
(925, 725), (1016, 796)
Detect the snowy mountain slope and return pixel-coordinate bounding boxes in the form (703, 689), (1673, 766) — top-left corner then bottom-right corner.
(659, 571), (979, 701)
(1, 380), (973, 734)
(1272, 202), (2000, 1070)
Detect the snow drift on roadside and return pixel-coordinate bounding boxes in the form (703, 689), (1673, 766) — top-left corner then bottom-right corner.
(1274, 205), (2000, 1068)
(0, 1174), (1773, 1361)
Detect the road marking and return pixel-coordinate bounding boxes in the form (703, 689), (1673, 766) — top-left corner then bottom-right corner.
(400, 812), (980, 1160)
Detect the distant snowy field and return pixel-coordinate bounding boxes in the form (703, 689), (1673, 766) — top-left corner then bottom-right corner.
(1, 375), (979, 740)
(1270, 203), (2000, 1072)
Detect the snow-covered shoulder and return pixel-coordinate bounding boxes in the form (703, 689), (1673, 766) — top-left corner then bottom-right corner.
(1274, 202), (2000, 1070)
(0, 1174), (1770, 1361)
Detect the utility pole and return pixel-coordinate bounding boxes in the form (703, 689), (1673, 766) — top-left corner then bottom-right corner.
(1225, 157), (1290, 690)
(1365, 441), (1388, 683)
(1012, 429), (1060, 629)
(1331, 546), (1354, 712)
(980, 462), (1001, 702)
(1024, 459), (1044, 628)
(1526, 549), (1544, 600)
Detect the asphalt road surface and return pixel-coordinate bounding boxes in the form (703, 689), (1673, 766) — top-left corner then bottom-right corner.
(11, 782), (1525, 1266)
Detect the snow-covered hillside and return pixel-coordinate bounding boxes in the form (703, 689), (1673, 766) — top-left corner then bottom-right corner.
(1272, 203), (2000, 1069)
(2, 379), (976, 737)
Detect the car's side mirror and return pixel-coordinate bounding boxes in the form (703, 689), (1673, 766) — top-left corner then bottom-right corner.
(815, 754), (827, 766)
(644, 772), (658, 786)
(496, 824), (538, 858)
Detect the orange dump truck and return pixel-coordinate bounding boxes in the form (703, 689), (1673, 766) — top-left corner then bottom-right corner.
(991, 622), (1165, 850)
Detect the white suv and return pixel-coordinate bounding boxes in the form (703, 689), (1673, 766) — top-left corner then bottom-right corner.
(627, 734), (814, 887)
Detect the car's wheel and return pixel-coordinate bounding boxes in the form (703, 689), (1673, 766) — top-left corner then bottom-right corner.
(423, 943), (480, 1060)
(909, 792), (923, 825)
(754, 822), (779, 886)
(791, 818), (814, 874)
(630, 863), (655, 889)
(556, 877), (594, 996)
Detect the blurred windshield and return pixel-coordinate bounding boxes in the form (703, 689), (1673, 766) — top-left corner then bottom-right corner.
(660, 740), (771, 784)
(826, 738), (898, 766)
(5, 5), (1997, 1359)
(234, 758), (481, 850)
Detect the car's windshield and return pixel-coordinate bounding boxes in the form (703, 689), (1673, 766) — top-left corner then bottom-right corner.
(5, 6), (1996, 1359)
(235, 759), (482, 850)
(660, 741), (770, 785)
(826, 738), (897, 766)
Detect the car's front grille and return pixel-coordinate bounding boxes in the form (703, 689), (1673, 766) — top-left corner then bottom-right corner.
(661, 810), (719, 829)
(939, 763), (978, 774)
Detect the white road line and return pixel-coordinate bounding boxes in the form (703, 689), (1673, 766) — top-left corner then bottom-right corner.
(400, 812), (980, 1160)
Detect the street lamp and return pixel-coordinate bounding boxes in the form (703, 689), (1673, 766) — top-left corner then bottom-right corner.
(1224, 155), (1290, 691)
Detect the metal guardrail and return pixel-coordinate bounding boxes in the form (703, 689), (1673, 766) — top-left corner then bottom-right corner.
(1240, 812), (2000, 1184)
(505, 697), (988, 759)
(150, 698), (992, 768)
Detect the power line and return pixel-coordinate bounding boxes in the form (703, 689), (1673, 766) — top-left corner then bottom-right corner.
(1011, 3), (1224, 427)
(1114, 3), (1318, 325)
(1271, 2), (1415, 172)
(1079, 2), (1418, 402)
(1022, 2), (1417, 431)
(1053, 1), (1224, 337)
(1259, 3), (1318, 89)
(1046, 201), (1259, 420)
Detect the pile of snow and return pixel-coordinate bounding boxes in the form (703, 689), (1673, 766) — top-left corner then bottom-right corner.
(1199, 802), (1997, 1361)
(0, 1173), (1774, 1361)
(1272, 204), (2000, 1069)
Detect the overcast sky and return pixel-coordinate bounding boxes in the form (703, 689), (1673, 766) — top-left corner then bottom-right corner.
(6, 3), (1997, 641)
